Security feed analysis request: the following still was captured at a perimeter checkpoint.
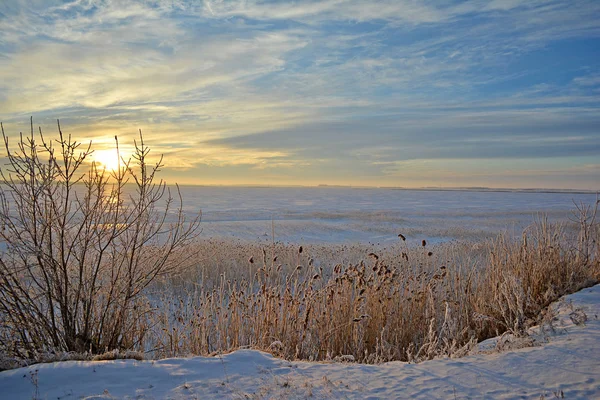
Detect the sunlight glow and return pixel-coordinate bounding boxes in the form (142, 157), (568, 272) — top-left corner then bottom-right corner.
(93, 148), (123, 171)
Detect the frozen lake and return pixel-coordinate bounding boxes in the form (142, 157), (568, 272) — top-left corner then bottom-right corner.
(172, 186), (597, 246)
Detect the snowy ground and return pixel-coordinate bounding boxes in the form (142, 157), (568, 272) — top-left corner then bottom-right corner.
(174, 187), (598, 245)
(2, 285), (600, 399)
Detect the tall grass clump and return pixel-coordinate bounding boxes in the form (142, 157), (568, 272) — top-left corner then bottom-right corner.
(0, 119), (201, 363)
(475, 213), (599, 336)
(152, 201), (599, 363)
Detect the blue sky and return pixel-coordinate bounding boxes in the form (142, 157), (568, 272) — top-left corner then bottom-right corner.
(0, 0), (599, 189)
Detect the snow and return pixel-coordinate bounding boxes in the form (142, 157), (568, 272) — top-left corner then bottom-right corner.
(2, 285), (600, 399)
(173, 186), (597, 244)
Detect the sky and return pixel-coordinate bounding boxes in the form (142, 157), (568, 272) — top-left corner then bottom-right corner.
(0, 0), (599, 189)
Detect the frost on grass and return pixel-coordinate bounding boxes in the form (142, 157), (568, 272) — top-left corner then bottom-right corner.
(1, 285), (599, 399)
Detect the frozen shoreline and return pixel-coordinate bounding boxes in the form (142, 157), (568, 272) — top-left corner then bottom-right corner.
(172, 186), (597, 245)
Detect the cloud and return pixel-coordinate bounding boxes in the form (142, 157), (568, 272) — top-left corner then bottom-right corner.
(373, 157), (600, 188)
(573, 73), (600, 87)
(0, 0), (599, 189)
(203, 0), (448, 24)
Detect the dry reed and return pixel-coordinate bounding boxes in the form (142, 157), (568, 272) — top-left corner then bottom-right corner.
(147, 204), (599, 363)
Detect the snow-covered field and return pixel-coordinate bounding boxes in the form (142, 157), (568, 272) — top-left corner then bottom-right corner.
(175, 186), (597, 245)
(2, 284), (599, 399)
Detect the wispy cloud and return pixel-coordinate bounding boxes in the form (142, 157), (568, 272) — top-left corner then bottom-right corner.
(0, 0), (599, 189)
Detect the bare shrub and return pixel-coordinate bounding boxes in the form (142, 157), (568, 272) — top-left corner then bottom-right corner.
(0, 119), (201, 361)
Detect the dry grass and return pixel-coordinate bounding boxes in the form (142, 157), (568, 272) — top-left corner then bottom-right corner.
(146, 204), (599, 363)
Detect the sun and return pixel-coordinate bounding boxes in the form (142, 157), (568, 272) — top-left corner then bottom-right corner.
(93, 149), (122, 171)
